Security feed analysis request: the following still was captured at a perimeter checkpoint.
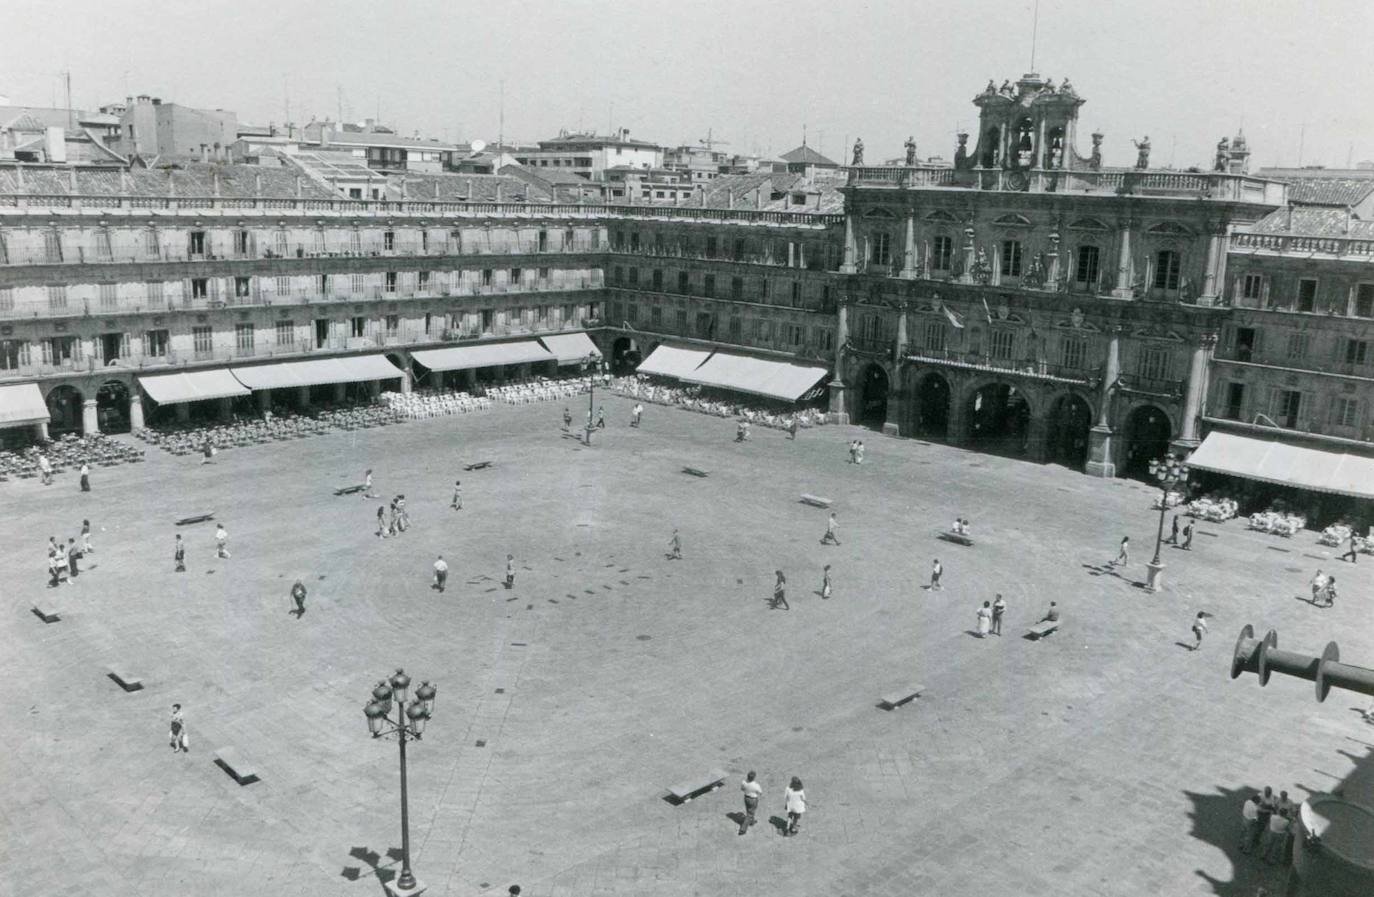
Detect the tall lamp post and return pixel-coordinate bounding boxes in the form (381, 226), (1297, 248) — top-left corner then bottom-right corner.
(583, 351), (606, 445)
(364, 670), (437, 897)
(1145, 452), (1189, 592)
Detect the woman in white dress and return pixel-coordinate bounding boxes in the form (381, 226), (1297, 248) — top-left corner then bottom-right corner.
(976, 601), (992, 637)
(784, 777), (806, 836)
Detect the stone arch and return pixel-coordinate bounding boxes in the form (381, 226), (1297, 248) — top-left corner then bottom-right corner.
(1122, 402), (1175, 478)
(95, 379), (132, 434)
(611, 336), (641, 374)
(45, 383), (85, 435)
(962, 378), (1037, 456)
(856, 362), (890, 430)
(1045, 390), (1094, 470)
(910, 369), (952, 439)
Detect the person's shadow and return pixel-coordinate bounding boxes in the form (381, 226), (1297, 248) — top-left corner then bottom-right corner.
(768, 815), (790, 835)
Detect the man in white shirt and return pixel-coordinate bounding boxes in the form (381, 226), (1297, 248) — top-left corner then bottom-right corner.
(1239, 793), (1261, 854)
(738, 771), (762, 835)
(215, 524), (230, 559)
(632, 403), (643, 428)
(433, 555), (449, 592)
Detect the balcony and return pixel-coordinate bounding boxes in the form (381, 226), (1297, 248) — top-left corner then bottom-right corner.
(847, 165), (1286, 204)
(1118, 374), (1185, 397)
(1232, 231), (1374, 259)
(901, 346), (1098, 386)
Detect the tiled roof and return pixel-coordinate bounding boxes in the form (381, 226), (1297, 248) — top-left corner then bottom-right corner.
(778, 145), (838, 167)
(3, 113), (50, 133)
(1282, 177), (1374, 207)
(0, 162), (338, 199)
(384, 173), (553, 203)
(515, 166), (590, 186)
(635, 171), (843, 214)
(325, 131), (459, 151)
(538, 133), (661, 150)
(1248, 207), (1374, 238)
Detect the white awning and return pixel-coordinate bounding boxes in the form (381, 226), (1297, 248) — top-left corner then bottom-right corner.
(231, 355), (405, 390)
(1187, 431), (1374, 499)
(636, 345), (713, 379)
(681, 351), (830, 402)
(0, 383), (50, 428)
(411, 341), (554, 372)
(538, 332), (602, 365)
(139, 369), (251, 405)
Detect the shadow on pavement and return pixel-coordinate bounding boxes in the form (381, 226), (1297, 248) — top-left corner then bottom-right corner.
(341, 845), (399, 887)
(1183, 784), (1296, 897)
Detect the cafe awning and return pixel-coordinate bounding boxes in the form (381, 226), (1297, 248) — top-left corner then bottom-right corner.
(0, 383), (50, 428)
(231, 355), (405, 390)
(138, 369), (251, 405)
(680, 351), (830, 402)
(411, 340), (553, 372)
(538, 332), (602, 365)
(636, 345), (713, 379)
(1186, 431), (1374, 499)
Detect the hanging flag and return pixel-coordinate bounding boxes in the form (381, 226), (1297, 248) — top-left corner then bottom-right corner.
(941, 303), (964, 330)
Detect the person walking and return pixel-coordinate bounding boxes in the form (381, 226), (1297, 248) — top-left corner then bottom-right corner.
(215, 524), (230, 559)
(848, 440), (857, 463)
(290, 580), (307, 617)
(855, 441), (865, 464)
(783, 777), (806, 836)
(363, 469), (378, 499)
(821, 512), (840, 545)
(976, 601), (992, 637)
(1181, 521), (1195, 550)
(929, 558), (943, 591)
(1166, 514), (1180, 545)
(201, 438), (214, 464)
(631, 402), (643, 428)
(54, 539), (68, 584)
(1324, 576), (1338, 609)
(395, 495), (410, 532)
(169, 704), (189, 753)
(1263, 808), (1291, 864)
(991, 593), (1006, 635)
(1310, 570), (1327, 605)
(451, 480), (463, 510)
(387, 500), (399, 537)
(1113, 536), (1129, 568)
(81, 519), (93, 554)
(595, 405), (606, 429)
(79, 461), (91, 492)
(1343, 530), (1360, 564)
(505, 554), (516, 589)
(47, 547), (62, 588)
(739, 771), (763, 835)
(562, 406), (572, 432)
(788, 415), (799, 440)
(39, 452), (53, 485)
(1191, 611), (1209, 650)
(376, 506), (388, 539)
(433, 555), (449, 592)
(66, 537), (80, 580)
(773, 570), (789, 610)
(821, 564), (832, 600)
(735, 420), (747, 442)
(668, 529), (682, 560)
(174, 534), (186, 572)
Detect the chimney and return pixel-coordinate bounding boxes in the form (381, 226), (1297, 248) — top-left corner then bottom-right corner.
(69, 167), (78, 191)
(755, 187), (762, 210)
(1285, 205), (1293, 231)
(119, 167), (129, 193)
(167, 170), (175, 196)
(212, 170), (221, 197)
(726, 190), (733, 209)
(254, 172), (262, 195)
(295, 175), (302, 198)
(400, 179), (408, 200)
(496, 182), (503, 202)
(466, 178), (473, 200)
(1345, 206), (1353, 235)
(433, 180), (439, 199)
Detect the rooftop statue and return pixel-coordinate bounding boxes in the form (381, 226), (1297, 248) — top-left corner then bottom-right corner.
(1214, 137), (1230, 172)
(984, 80), (997, 95)
(1000, 80), (1013, 95)
(904, 136), (917, 166)
(852, 138), (864, 166)
(954, 132), (969, 168)
(1060, 77), (1075, 95)
(1089, 132), (1103, 170)
(1132, 135), (1151, 169)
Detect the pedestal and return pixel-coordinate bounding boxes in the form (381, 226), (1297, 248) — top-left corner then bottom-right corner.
(1084, 425), (1116, 478)
(81, 398), (100, 435)
(1145, 560), (1165, 592)
(128, 396), (145, 431)
(826, 378), (849, 425)
(383, 877), (427, 897)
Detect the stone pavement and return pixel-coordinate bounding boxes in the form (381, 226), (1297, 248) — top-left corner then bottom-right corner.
(0, 396), (1369, 897)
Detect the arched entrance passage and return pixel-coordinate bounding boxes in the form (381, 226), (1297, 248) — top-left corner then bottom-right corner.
(611, 337), (641, 374)
(1045, 393), (1092, 469)
(46, 385), (84, 436)
(96, 380), (132, 434)
(1124, 404), (1173, 478)
(965, 382), (1032, 455)
(912, 372), (951, 439)
(857, 363), (889, 430)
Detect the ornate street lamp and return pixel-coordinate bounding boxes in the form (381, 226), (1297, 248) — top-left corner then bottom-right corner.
(362, 670), (436, 897)
(1145, 452), (1189, 592)
(583, 351), (606, 445)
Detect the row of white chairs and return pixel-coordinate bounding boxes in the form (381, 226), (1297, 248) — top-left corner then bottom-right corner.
(487, 377), (594, 405)
(380, 390), (493, 419)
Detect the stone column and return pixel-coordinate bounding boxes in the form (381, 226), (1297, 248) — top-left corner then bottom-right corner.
(129, 393), (145, 430)
(945, 376), (968, 446)
(1026, 413), (1050, 462)
(35, 421), (49, 442)
(1199, 225), (1228, 307)
(257, 390), (272, 413)
(1112, 219), (1134, 298)
(1085, 327), (1121, 477)
(839, 212), (858, 274)
(900, 211), (917, 279)
(1046, 231), (1061, 286)
(330, 383), (344, 404)
(217, 397), (233, 420)
(399, 367), (412, 394)
(175, 402), (191, 423)
(1171, 333), (1216, 454)
(81, 398), (99, 435)
(959, 227), (976, 284)
(828, 301), (850, 423)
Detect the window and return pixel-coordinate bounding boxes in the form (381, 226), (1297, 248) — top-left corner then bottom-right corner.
(989, 328), (1014, 360)
(188, 231), (206, 256)
(870, 232), (892, 266)
(1346, 339), (1369, 365)
(95, 230), (113, 261)
(0, 339), (27, 370)
(1286, 332), (1309, 361)
(145, 329), (169, 357)
(48, 285), (67, 309)
(510, 267), (523, 285)
(761, 279), (770, 301)
(1235, 327), (1257, 362)
(313, 230), (326, 253)
(676, 309), (688, 332)
(627, 267), (638, 286)
(235, 323), (255, 352)
(789, 281), (801, 306)
(44, 231), (63, 262)
(384, 231), (395, 252)
(706, 236), (718, 259)
(1061, 337), (1087, 369)
(1356, 284), (1374, 318)
(386, 314), (399, 335)
(652, 269), (663, 291)
(385, 272), (398, 293)
(704, 275), (716, 298)
(1332, 396), (1359, 428)
(144, 229), (160, 259)
(1153, 250), (1180, 290)
(275, 275), (291, 297)
(1075, 246), (1100, 285)
(45, 336), (78, 364)
(482, 269), (493, 287)
(417, 271), (431, 292)
(1000, 240), (1023, 277)
(630, 232), (640, 251)
(731, 277), (743, 300)
(1273, 389), (1302, 428)
(626, 303), (638, 324)
(191, 278), (208, 300)
(1138, 347), (1171, 381)
(1224, 382), (1244, 420)
(1242, 273), (1264, 302)
(815, 328), (834, 352)
(234, 230), (249, 256)
(678, 271), (690, 293)
(611, 266), (623, 285)
(564, 228), (575, 250)
(733, 239), (745, 261)
(449, 230), (463, 253)
(351, 316), (366, 338)
(99, 283), (118, 310)
(932, 235), (953, 271)
(924, 322), (946, 352)
(1297, 278), (1318, 312)
(147, 281), (164, 308)
(535, 306), (547, 322)
(273, 231), (288, 256)
(0, 287), (11, 311)
(234, 276), (252, 299)
(350, 231), (362, 254)
(275, 320), (295, 348)
(192, 325), (213, 355)
(650, 306), (662, 327)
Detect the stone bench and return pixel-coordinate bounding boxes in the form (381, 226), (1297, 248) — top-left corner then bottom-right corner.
(213, 747), (260, 786)
(107, 668), (143, 692)
(1026, 620), (1060, 640)
(333, 484), (366, 496)
(31, 602), (60, 624)
(938, 530), (974, 546)
(175, 512), (215, 527)
(800, 494), (833, 509)
(878, 684), (925, 710)
(464, 461), (494, 471)
(666, 768), (728, 804)
(681, 467), (709, 478)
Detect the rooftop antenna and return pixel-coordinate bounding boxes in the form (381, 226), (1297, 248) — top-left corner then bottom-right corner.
(801, 123), (807, 147)
(1349, 141), (1355, 169)
(498, 79), (505, 149)
(1297, 121), (1306, 166)
(336, 85), (343, 123)
(63, 69), (74, 130)
(1029, 0), (1040, 71)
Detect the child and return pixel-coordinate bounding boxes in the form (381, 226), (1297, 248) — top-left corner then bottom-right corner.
(1191, 611), (1209, 650)
(451, 480), (463, 510)
(562, 407), (572, 431)
(215, 524), (230, 559)
(821, 565), (832, 599)
(169, 704), (189, 753)
(376, 506), (388, 539)
(773, 570), (789, 610)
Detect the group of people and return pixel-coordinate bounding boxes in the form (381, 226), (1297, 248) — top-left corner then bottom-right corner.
(1166, 515), (1196, 550)
(1309, 569), (1339, 607)
(1239, 786), (1299, 866)
(737, 772), (807, 837)
(376, 495), (411, 538)
(45, 522), (94, 587)
(847, 440), (866, 464)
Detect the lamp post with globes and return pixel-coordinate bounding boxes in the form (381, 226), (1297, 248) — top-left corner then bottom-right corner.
(1145, 452), (1190, 592)
(363, 670), (437, 897)
(583, 351), (606, 445)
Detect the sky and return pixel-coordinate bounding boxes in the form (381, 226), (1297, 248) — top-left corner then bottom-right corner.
(2, 0), (1372, 171)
